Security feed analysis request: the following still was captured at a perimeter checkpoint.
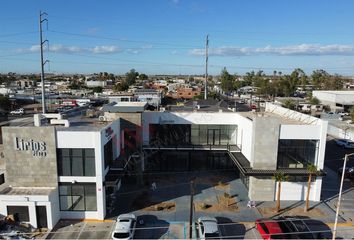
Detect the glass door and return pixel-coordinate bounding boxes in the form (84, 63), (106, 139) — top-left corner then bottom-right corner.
(207, 129), (221, 145)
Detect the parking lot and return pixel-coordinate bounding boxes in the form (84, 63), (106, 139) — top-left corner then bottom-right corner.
(46, 138), (354, 239)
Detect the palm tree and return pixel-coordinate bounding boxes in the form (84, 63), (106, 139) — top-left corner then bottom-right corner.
(305, 164), (318, 212)
(273, 172), (289, 213)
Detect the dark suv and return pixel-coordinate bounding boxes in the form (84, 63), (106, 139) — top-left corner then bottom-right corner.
(275, 217), (316, 239)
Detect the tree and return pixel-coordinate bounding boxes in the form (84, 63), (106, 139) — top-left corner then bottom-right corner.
(92, 86), (103, 93)
(139, 73), (148, 80)
(220, 67), (235, 93)
(324, 74), (344, 90)
(125, 69), (139, 86)
(0, 95), (11, 111)
(113, 83), (129, 92)
(311, 70), (330, 90)
(273, 172), (289, 213)
(309, 96), (320, 105)
(305, 164), (318, 212)
(283, 99), (296, 110)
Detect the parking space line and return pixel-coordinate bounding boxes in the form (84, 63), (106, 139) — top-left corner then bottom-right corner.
(75, 222), (87, 240)
(108, 221), (116, 239)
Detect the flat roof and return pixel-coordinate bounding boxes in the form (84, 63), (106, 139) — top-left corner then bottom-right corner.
(0, 186), (55, 195)
(313, 90), (354, 95)
(238, 111), (307, 125)
(55, 116), (111, 131)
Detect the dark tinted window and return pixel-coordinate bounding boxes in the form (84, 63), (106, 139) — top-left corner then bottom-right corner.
(113, 232), (130, 239)
(57, 149), (96, 176)
(7, 206), (29, 222)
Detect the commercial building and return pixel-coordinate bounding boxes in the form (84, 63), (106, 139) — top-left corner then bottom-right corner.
(0, 101), (328, 229)
(141, 102), (327, 202)
(0, 114), (121, 229)
(313, 90), (354, 112)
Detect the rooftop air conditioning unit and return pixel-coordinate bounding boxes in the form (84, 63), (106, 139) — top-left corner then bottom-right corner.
(99, 116), (107, 122)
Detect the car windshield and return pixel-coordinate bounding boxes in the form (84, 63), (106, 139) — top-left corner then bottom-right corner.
(113, 232), (130, 239)
(205, 232), (220, 239)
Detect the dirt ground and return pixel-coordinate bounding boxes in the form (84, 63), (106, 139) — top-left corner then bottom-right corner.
(258, 206), (326, 218)
(195, 194), (239, 212)
(131, 191), (176, 211)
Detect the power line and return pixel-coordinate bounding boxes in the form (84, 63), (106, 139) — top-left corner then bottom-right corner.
(0, 31), (38, 38)
(48, 29), (203, 48)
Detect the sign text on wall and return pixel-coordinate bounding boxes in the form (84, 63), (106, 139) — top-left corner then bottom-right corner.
(14, 137), (47, 157)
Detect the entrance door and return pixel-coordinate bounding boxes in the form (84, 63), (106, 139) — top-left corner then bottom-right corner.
(36, 206), (48, 228)
(207, 129), (220, 145)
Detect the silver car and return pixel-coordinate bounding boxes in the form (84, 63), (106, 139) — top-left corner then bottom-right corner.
(112, 214), (137, 240)
(196, 216), (221, 239)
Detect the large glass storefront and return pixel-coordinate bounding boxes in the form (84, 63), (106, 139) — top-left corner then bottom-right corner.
(59, 183), (97, 211)
(277, 139), (319, 169)
(145, 150), (238, 173)
(149, 124), (237, 146)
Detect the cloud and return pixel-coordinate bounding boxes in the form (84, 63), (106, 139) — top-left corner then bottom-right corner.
(91, 45), (120, 54)
(190, 44), (354, 56)
(18, 44), (121, 54)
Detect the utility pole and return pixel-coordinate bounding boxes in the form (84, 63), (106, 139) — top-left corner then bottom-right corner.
(204, 34), (209, 100)
(39, 11), (49, 114)
(189, 180), (195, 239)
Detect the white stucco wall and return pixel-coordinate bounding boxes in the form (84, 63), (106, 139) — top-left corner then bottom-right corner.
(55, 119), (120, 220)
(277, 178), (322, 201)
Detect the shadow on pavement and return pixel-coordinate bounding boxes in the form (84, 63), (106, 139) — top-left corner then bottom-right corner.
(134, 214), (170, 239)
(216, 217), (246, 239)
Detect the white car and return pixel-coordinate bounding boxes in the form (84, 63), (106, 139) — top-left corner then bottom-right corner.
(338, 112), (349, 117)
(112, 214), (137, 240)
(10, 108), (25, 115)
(335, 139), (354, 149)
(196, 216), (221, 240)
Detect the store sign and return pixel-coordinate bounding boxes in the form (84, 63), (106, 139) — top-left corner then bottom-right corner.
(14, 137), (47, 157)
(105, 127), (114, 139)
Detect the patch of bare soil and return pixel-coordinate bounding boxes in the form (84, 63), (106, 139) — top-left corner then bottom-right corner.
(195, 175), (229, 187)
(258, 206), (326, 218)
(131, 191), (175, 211)
(195, 195), (239, 212)
(144, 202), (176, 211)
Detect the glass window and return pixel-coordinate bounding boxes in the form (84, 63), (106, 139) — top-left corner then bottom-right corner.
(72, 185), (85, 210)
(57, 149), (96, 176)
(59, 183), (97, 211)
(84, 184), (97, 211)
(72, 150), (84, 176)
(277, 140), (319, 169)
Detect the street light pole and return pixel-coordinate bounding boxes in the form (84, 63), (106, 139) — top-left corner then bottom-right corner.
(332, 153), (354, 240)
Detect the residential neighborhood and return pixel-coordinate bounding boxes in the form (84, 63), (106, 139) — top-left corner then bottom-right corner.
(0, 1), (354, 239)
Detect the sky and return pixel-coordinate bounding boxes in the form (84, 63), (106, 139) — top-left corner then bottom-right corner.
(2, 0), (354, 75)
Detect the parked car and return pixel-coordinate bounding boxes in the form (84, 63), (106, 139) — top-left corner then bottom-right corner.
(338, 167), (354, 179)
(338, 111), (349, 117)
(255, 219), (286, 239)
(334, 139), (354, 149)
(276, 217), (316, 239)
(196, 216), (221, 240)
(112, 214), (136, 240)
(10, 108), (25, 115)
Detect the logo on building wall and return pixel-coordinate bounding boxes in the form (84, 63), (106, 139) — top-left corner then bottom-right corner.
(14, 137), (47, 157)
